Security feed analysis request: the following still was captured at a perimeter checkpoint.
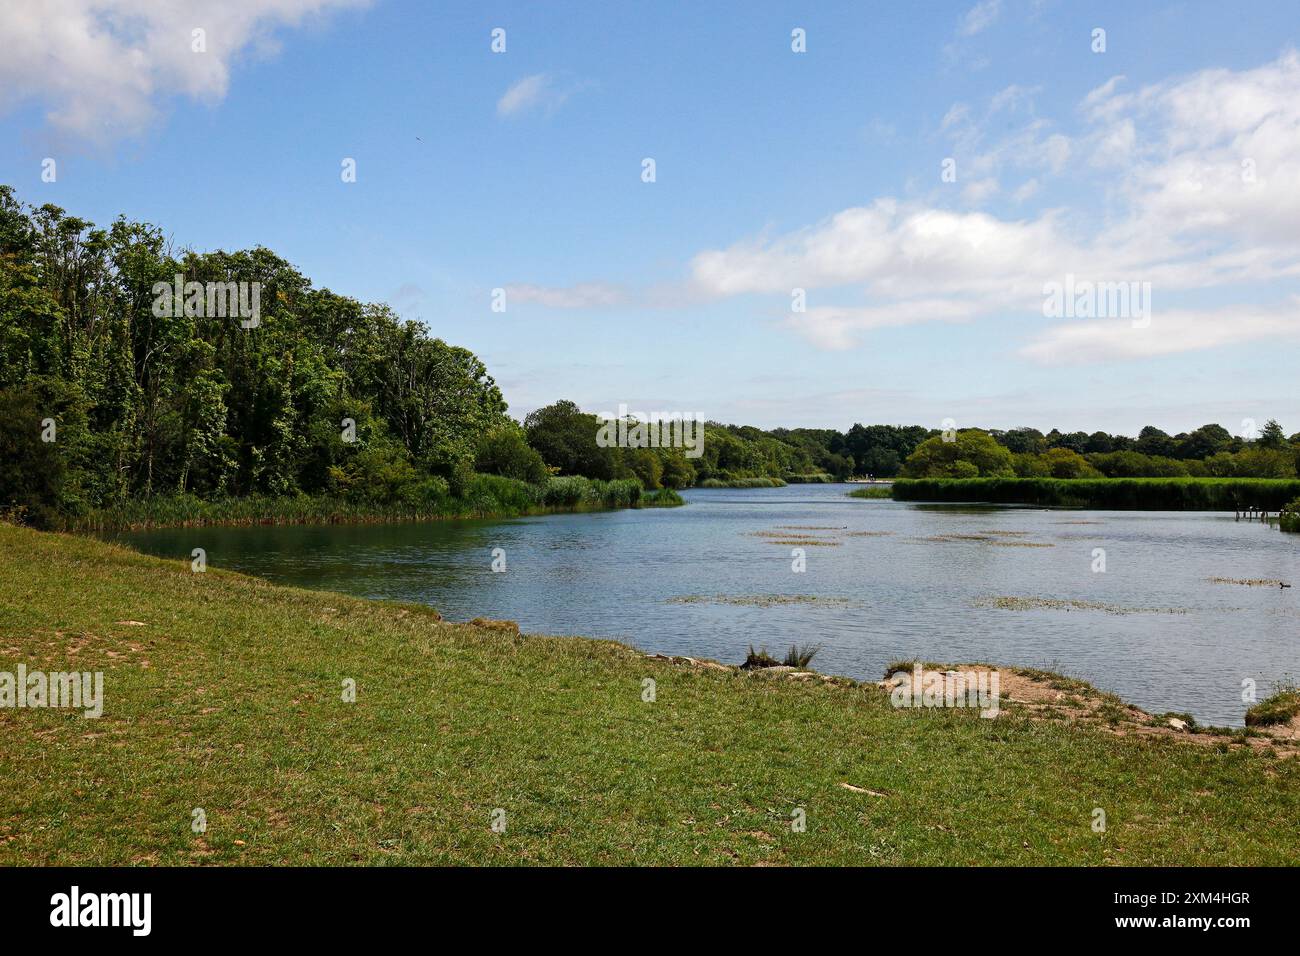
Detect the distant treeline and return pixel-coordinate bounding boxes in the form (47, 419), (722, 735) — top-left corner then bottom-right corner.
(2, 186), (1296, 528)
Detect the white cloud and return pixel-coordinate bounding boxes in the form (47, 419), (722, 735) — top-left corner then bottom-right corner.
(1020, 303), (1300, 364)
(962, 177), (999, 204)
(0, 0), (368, 144)
(684, 51), (1300, 360)
(496, 73), (586, 118)
(960, 0), (1002, 36)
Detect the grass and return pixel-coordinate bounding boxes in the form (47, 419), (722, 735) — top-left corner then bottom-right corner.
(1245, 684), (1300, 727)
(782, 644), (821, 668)
(697, 476), (787, 488)
(58, 475), (680, 533)
(3, 522), (1300, 865)
(847, 485), (893, 499)
(891, 476), (1300, 510)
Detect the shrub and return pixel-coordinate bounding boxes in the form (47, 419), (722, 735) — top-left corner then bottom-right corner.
(1281, 498), (1300, 533)
(475, 426), (549, 484)
(0, 387), (67, 528)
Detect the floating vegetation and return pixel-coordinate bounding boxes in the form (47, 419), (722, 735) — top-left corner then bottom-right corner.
(768, 538), (842, 546)
(745, 531), (842, 546)
(842, 530), (894, 537)
(775, 525), (847, 530)
(975, 530), (1031, 536)
(978, 596), (1189, 615)
(1209, 577), (1290, 587)
(917, 534), (1053, 548)
(668, 594), (858, 608)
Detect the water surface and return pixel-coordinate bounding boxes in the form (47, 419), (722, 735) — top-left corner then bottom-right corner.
(115, 484), (1300, 726)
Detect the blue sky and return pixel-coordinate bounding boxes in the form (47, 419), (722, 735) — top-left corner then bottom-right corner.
(2, 0), (1298, 435)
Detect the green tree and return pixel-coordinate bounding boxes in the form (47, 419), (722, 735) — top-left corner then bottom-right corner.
(899, 430), (1015, 478)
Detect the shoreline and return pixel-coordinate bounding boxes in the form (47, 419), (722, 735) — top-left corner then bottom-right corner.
(55, 484), (685, 534)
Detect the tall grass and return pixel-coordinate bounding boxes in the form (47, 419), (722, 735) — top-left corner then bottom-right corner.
(698, 476), (787, 488)
(847, 485), (893, 499)
(891, 477), (1300, 510)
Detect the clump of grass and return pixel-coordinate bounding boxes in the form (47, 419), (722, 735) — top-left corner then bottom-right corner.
(782, 644), (821, 668)
(740, 646), (780, 669)
(1245, 683), (1300, 727)
(643, 487), (685, 507)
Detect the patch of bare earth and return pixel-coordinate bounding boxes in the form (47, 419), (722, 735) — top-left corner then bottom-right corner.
(879, 665), (1300, 757)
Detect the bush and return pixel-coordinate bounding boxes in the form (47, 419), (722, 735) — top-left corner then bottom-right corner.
(475, 426), (549, 484)
(0, 387), (67, 528)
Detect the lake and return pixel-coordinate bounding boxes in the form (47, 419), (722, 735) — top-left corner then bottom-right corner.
(114, 483), (1300, 726)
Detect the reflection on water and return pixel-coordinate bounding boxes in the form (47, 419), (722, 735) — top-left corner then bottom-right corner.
(114, 484), (1300, 726)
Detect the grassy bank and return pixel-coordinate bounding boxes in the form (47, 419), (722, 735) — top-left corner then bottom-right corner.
(2, 523), (1298, 865)
(58, 475), (681, 533)
(891, 477), (1300, 510)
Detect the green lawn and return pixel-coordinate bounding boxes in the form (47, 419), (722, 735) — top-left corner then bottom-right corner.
(1, 523), (1297, 866)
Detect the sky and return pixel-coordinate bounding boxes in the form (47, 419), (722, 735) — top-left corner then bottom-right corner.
(1, 0), (1298, 436)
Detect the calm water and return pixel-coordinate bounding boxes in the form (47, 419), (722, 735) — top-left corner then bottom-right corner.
(115, 484), (1300, 726)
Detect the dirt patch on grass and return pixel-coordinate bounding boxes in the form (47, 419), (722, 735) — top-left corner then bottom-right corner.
(878, 664), (1300, 757)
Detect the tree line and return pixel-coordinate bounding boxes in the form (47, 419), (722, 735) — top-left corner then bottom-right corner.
(2, 187), (1295, 526)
